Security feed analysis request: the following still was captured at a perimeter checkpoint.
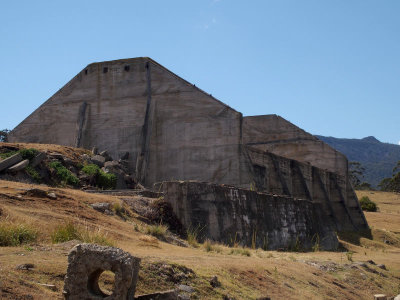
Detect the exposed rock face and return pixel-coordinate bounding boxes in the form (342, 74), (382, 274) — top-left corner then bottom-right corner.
(63, 243), (141, 300)
(160, 181), (339, 250)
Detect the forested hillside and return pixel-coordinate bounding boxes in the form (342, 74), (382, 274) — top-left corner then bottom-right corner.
(315, 135), (400, 187)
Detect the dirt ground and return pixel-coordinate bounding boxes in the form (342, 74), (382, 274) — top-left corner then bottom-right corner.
(0, 180), (399, 299)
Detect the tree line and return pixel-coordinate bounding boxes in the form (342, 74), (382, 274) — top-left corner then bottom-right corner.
(350, 160), (400, 192)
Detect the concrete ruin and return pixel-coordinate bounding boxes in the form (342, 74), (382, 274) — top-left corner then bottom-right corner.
(9, 57), (368, 249)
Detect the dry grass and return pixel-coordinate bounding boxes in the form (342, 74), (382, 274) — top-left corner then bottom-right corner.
(0, 178), (400, 299)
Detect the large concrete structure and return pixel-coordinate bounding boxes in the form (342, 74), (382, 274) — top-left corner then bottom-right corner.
(9, 57), (368, 246)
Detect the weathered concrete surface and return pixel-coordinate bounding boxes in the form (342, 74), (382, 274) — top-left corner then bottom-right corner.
(63, 243), (141, 300)
(159, 181), (339, 250)
(243, 114), (348, 176)
(7, 159), (29, 172)
(245, 146), (368, 231)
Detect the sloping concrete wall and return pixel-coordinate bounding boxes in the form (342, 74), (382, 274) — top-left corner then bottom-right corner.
(9, 58), (253, 187)
(160, 181), (339, 250)
(245, 146), (368, 231)
(243, 115), (348, 176)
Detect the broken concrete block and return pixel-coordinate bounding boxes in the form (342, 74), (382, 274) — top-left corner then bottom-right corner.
(63, 243), (141, 300)
(30, 152), (46, 167)
(90, 202), (112, 213)
(91, 147), (98, 155)
(90, 155), (105, 167)
(374, 295), (387, 300)
(100, 150), (112, 162)
(8, 159), (29, 172)
(0, 153), (23, 172)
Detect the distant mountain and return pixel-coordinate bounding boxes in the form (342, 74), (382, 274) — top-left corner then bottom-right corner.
(315, 135), (400, 187)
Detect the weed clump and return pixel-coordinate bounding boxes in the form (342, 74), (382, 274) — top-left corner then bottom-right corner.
(203, 239), (223, 253)
(0, 222), (38, 246)
(49, 161), (79, 186)
(51, 222), (114, 246)
(187, 226), (202, 248)
(146, 224), (168, 239)
(359, 196), (378, 212)
(229, 247), (251, 257)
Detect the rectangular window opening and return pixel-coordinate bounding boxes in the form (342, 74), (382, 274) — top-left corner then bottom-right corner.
(103, 67), (108, 73)
(124, 65), (130, 72)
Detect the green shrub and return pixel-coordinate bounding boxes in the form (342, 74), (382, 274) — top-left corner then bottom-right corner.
(97, 171), (117, 189)
(82, 163), (116, 189)
(359, 196), (377, 212)
(19, 148), (38, 160)
(25, 165), (41, 183)
(0, 222), (38, 246)
(49, 161), (79, 186)
(146, 224), (168, 239)
(82, 163), (100, 175)
(51, 223), (114, 246)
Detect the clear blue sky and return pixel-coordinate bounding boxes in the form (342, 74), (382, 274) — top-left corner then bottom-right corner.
(1, 0), (399, 144)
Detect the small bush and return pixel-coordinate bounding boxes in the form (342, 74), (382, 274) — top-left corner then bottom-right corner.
(146, 224), (168, 239)
(51, 223), (114, 246)
(0, 222), (38, 246)
(82, 164), (116, 189)
(97, 171), (117, 189)
(19, 148), (38, 160)
(49, 161), (79, 186)
(82, 163), (100, 176)
(51, 223), (80, 243)
(359, 196), (377, 212)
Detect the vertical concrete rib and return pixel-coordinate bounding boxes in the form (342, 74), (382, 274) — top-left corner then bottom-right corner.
(75, 102), (87, 147)
(136, 61), (153, 184)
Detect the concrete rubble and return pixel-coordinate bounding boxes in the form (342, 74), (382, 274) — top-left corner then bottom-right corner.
(63, 244), (181, 300)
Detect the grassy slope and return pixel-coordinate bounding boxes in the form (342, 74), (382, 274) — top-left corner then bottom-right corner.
(0, 181), (399, 299)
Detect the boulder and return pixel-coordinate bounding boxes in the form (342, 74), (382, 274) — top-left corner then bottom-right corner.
(30, 152), (46, 167)
(91, 155), (105, 167)
(91, 202), (112, 215)
(0, 153), (23, 172)
(100, 150), (113, 162)
(63, 243), (141, 300)
(8, 159), (29, 172)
